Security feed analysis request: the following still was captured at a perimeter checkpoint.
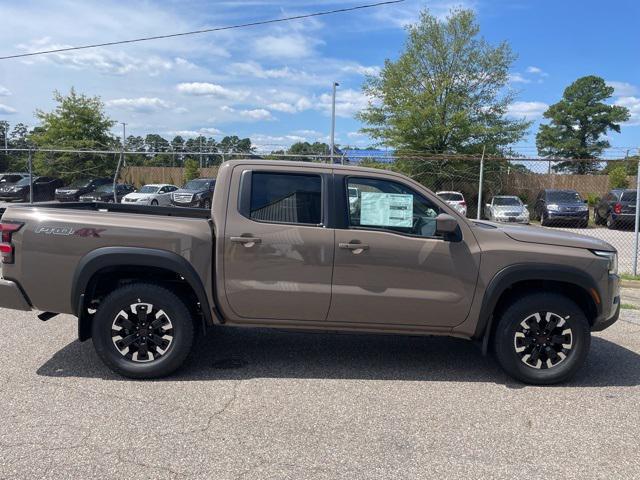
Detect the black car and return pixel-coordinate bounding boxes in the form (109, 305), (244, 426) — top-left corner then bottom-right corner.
(170, 178), (216, 208)
(0, 173), (30, 198)
(533, 189), (589, 228)
(594, 189), (637, 229)
(0, 176), (64, 202)
(79, 183), (136, 203)
(55, 178), (112, 202)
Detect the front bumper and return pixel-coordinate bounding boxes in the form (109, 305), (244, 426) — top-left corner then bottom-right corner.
(171, 199), (202, 208)
(592, 273), (620, 332)
(494, 216), (529, 224)
(0, 194), (26, 202)
(547, 210), (589, 221)
(0, 279), (32, 311)
(56, 195), (79, 202)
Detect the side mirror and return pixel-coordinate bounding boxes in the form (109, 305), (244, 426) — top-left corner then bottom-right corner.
(485, 203), (491, 208)
(435, 213), (459, 238)
(584, 199), (588, 204)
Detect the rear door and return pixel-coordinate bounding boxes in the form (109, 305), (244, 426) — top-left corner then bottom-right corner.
(328, 173), (480, 328)
(223, 165), (334, 321)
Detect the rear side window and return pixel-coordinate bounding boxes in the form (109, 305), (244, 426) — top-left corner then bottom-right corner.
(621, 191), (637, 203)
(250, 172), (322, 225)
(347, 177), (440, 237)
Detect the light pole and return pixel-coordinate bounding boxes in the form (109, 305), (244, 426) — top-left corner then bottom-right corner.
(330, 82), (339, 164)
(113, 122), (126, 203)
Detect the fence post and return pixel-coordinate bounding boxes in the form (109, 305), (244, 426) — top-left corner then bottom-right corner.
(476, 145), (486, 220)
(28, 148), (33, 204)
(633, 152), (640, 276)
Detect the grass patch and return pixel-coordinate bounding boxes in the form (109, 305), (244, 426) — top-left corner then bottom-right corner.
(621, 303), (639, 310)
(620, 274), (640, 282)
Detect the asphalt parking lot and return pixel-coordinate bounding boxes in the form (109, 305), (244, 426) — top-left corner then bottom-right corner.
(1, 299), (639, 479)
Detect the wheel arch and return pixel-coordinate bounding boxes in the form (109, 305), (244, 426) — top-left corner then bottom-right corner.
(72, 247), (220, 341)
(475, 263), (601, 355)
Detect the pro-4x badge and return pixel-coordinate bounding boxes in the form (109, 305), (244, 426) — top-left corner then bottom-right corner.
(35, 226), (105, 238)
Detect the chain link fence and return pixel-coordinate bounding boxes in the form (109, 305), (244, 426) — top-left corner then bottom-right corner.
(2, 147), (640, 273)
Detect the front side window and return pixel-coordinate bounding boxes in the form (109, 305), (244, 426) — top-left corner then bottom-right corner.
(347, 177), (440, 237)
(250, 172), (322, 225)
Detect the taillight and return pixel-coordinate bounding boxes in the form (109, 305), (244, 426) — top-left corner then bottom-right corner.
(460, 201), (466, 207)
(0, 222), (23, 264)
(614, 203), (622, 214)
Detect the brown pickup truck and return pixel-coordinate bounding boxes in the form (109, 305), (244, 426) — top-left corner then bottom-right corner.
(0, 160), (620, 384)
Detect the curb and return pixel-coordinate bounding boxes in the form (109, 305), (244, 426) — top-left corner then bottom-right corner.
(621, 279), (640, 289)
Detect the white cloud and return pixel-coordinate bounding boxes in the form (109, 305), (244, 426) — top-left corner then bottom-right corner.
(176, 82), (249, 101)
(607, 81), (638, 97)
(317, 89), (370, 118)
(615, 96), (640, 126)
(341, 64), (381, 76)
(106, 97), (172, 113)
(526, 66), (548, 76)
(168, 127), (223, 138)
(240, 109), (274, 121)
(0, 85), (11, 96)
(0, 104), (17, 114)
(506, 101), (549, 120)
(253, 34), (322, 59)
(509, 73), (530, 84)
(347, 131), (366, 138)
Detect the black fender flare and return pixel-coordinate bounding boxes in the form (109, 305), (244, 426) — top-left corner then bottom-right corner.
(475, 263), (600, 354)
(72, 247), (218, 340)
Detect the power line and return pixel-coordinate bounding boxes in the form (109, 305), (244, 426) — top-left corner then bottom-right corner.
(0, 0), (404, 60)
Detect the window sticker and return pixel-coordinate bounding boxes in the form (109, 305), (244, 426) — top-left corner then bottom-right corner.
(360, 192), (413, 227)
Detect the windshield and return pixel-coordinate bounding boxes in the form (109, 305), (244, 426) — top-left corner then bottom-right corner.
(0, 175), (25, 183)
(14, 177), (33, 186)
(493, 197), (521, 206)
(138, 185), (159, 193)
(621, 191), (637, 203)
(438, 193), (463, 201)
(184, 179), (212, 190)
(95, 184), (114, 193)
(69, 179), (91, 188)
(547, 191), (582, 203)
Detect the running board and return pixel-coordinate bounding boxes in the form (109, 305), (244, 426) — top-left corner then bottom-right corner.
(38, 311), (59, 322)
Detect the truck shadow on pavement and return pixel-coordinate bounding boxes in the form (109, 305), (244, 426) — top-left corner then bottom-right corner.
(37, 327), (640, 387)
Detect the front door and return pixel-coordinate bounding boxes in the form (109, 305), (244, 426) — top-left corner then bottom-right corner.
(328, 175), (479, 328)
(223, 166), (334, 321)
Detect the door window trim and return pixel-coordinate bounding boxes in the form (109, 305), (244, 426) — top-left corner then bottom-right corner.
(339, 174), (445, 240)
(238, 169), (328, 227)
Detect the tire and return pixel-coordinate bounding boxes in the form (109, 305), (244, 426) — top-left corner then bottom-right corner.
(578, 219), (588, 228)
(202, 199), (211, 209)
(92, 283), (194, 379)
(594, 210), (604, 225)
(606, 214), (617, 230)
(540, 212), (549, 226)
(151, 199), (158, 206)
(493, 292), (590, 385)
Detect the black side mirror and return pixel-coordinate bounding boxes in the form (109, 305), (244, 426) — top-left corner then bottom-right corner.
(435, 213), (459, 240)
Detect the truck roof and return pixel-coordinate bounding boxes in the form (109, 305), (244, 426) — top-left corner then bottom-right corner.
(221, 159), (395, 175)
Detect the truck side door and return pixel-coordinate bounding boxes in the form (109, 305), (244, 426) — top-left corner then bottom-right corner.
(223, 165), (334, 321)
(328, 173), (480, 328)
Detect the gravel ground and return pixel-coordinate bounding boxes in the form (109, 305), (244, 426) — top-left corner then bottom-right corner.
(0, 298), (639, 480)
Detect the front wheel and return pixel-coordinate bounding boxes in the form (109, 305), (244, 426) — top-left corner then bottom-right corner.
(92, 283), (194, 379)
(202, 198), (211, 209)
(151, 199), (158, 206)
(494, 293), (590, 385)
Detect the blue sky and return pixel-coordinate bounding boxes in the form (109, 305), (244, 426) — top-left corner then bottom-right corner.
(0, 0), (638, 156)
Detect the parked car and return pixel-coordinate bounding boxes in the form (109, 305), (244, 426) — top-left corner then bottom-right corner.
(0, 173), (30, 198)
(170, 178), (216, 208)
(436, 191), (467, 216)
(0, 160), (620, 384)
(533, 189), (589, 228)
(79, 183), (136, 203)
(122, 184), (178, 206)
(55, 178), (112, 202)
(0, 176), (63, 202)
(484, 196), (529, 224)
(594, 189), (637, 229)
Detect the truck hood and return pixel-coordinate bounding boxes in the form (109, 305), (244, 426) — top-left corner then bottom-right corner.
(475, 221), (615, 251)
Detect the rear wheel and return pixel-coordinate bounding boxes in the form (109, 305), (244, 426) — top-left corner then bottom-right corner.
(494, 293), (590, 384)
(92, 283), (194, 379)
(606, 214), (617, 230)
(202, 198), (211, 209)
(151, 199), (158, 206)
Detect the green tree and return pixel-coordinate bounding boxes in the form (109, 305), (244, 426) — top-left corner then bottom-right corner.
(358, 9), (528, 159)
(144, 134), (170, 166)
(183, 158), (200, 182)
(536, 76), (630, 174)
(608, 165), (629, 189)
(287, 141), (330, 161)
(218, 136), (253, 161)
(29, 89), (116, 182)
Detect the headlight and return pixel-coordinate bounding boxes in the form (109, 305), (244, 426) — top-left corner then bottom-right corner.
(547, 204), (559, 211)
(194, 192), (204, 200)
(593, 250), (618, 275)
(579, 205), (589, 211)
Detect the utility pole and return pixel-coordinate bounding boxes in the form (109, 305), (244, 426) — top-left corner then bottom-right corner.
(476, 145), (486, 220)
(199, 136), (203, 168)
(113, 122), (126, 203)
(633, 148), (640, 276)
(28, 147), (33, 204)
(330, 82), (339, 164)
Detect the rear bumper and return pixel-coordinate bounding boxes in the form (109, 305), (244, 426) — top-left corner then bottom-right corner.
(0, 279), (32, 311)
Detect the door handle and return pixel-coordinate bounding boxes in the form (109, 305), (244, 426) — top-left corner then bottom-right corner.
(339, 242), (369, 254)
(230, 236), (262, 247)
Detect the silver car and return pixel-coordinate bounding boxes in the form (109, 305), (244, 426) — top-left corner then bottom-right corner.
(436, 191), (467, 217)
(484, 195), (530, 223)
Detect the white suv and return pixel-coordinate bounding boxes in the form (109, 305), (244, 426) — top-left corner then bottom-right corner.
(436, 191), (467, 217)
